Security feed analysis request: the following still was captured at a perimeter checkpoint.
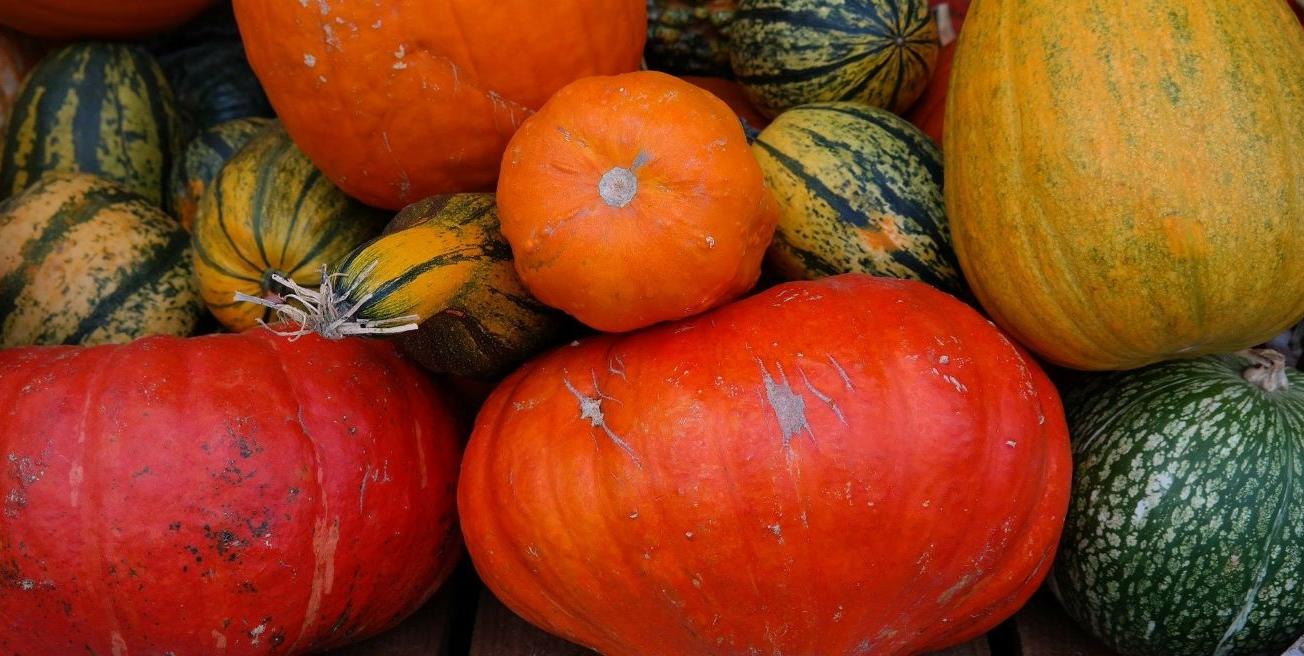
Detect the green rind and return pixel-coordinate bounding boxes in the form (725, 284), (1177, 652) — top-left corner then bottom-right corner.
(645, 0), (738, 77)
(730, 0), (938, 116)
(170, 117), (274, 230)
(1053, 355), (1304, 656)
(0, 43), (184, 208)
(752, 102), (964, 295)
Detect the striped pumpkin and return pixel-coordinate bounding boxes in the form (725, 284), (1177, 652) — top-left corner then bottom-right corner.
(945, 0), (1304, 371)
(730, 0), (938, 116)
(0, 172), (201, 347)
(1052, 351), (1304, 655)
(192, 125), (384, 331)
(752, 102), (963, 294)
(330, 194), (564, 378)
(0, 43), (183, 207)
(169, 117), (273, 230)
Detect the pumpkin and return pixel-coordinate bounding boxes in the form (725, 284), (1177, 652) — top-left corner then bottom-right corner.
(646, 0), (738, 77)
(0, 27), (41, 138)
(752, 102), (963, 294)
(192, 125), (385, 332)
(1052, 349), (1304, 655)
(1295, 0), (1304, 23)
(730, 0), (938, 117)
(0, 42), (184, 208)
(905, 2), (967, 146)
(460, 274), (1072, 655)
(497, 71), (778, 332)
(246, 194), (566, 379)
(0, 329), (462, 655)
(0, 173), (202, 347)
(681, 75), (769, 136)
(946, 0), (1304, 371)
(170, 117), (274, 231)
(147, 2), (274, 131)
(232, 0), (646, 210)
(0, 0), (216, 39)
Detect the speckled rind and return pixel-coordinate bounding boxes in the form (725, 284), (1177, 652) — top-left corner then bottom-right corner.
(169, 117), (274, 231)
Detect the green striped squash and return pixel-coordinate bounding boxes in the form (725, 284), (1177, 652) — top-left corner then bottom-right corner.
(0, 42), (184, 207)
(169, 117), (273, 231)
(329, 194), (564, 378)
(0, 172), (201, 346)
(730, 0), (938, 116)
(1052, 351), (1304, 656)
(192, 124), (384, 332)
(646, 0), (738, 77)
(752, 102), (964, 295)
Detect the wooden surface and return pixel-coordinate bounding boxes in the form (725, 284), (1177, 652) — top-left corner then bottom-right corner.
(327, 577), (1117, 656)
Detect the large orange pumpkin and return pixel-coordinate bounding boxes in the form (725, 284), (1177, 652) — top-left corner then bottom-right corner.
(0, 330), (463, 654)
(0, 27), (41, 133)
(0, 0), (216, 39)
(232, 0), (646, 210)
(497, 71), (778, 332)
(460, 274), (1072, 655)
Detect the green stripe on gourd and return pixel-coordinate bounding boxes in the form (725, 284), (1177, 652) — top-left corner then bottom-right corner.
(752, 102), (964, 295)
(0, 172), (201, 346)
(0, 43), (184, 208)
(1052, 350), (1304, 656)
(730, 0), (938, 116)
(170, 117), (274, 230)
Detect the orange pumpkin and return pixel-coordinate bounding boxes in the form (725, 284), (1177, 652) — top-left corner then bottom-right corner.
(682, 76), (770, 135)
(0, 0), (216, 39)
(0, 27), (41, 132)
(233, 0), (647, 210)
(497, 71), (779, 333)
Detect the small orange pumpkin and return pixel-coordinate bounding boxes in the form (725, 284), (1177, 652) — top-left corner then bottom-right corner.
(497, 71), (778, 333)
(681, 76), (770, 135)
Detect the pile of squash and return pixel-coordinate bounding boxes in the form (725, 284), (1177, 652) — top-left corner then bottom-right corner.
(0, 1), (1300, 655)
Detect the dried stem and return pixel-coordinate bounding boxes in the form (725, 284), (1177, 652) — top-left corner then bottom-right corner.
(234, 263), (420, 341)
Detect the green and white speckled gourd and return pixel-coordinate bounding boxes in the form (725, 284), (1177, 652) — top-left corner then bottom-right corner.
(1052, 349), (1304, 656)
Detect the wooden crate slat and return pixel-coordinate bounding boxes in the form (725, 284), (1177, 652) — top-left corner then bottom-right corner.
(931, 637), (993, 656)
(468, 591), (594, 656)
(326, 581), (457, 656)
(1008, 592), (1115, 656)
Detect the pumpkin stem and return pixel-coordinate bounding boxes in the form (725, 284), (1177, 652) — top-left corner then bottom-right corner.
(598, 166), (639, 208)
(234, 264), (421, 340)
(1235, 348), (1290, 392)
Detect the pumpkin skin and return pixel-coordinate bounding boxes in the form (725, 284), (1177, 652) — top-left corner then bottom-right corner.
(0, 0), (216, 39)
(646, 0), (738, 77)
(945, 0), (1304, 371)
(148, 2), (275, 131)
(232, 0), (646, 210)
(192, 125), (385, 331)
(460, 274), (1072, 656)
(681, 75), (769, 136)
(1052, 353), (1304, 655)
(904, 2), (967, 146)
(170, 117), (274, 231)
(0, 42), (184, 207)
(730, 0), (938, 117)
(0, 330), (462, 655)
(752, 102), (964, 294)
(0, 173), (202, 347)
(497, 71), (778, 333)
(326, 194), (566, 379)
(0, 27), (41, 138)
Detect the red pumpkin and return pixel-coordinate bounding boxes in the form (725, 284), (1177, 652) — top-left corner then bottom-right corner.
(460, 274), (1071, 655)
(233, 0), (646, 210)
(0, 331), (462, 655)
(1294, 0), (1303, 23)
(681, 75), (771, 134)
(0, 26), (42, 130)
(0, 0), (216, 39)
(497, 70), (778, 332)
(906, 2), (969, 146)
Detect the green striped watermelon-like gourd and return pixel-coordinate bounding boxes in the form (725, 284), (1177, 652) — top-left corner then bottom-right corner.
(752, 102), (964, 295)
(0, 42), (184, 208)
(730, 0), (938, 117)
(169, 116), (273, 230)
(0, 172), (201, 346)
(1053, 350), (1304, 656)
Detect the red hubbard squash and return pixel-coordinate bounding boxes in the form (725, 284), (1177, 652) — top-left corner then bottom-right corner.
(946, 0), (1304, 370)
(460, 274), (1072, 655)
(497, 71), (778, 332)
(906, 2), (969, 145)
(0, 331), (462, 655)
(233, 0), (646, 210)
(681, 75), (770, 135)
(0, 0), (217, 39)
